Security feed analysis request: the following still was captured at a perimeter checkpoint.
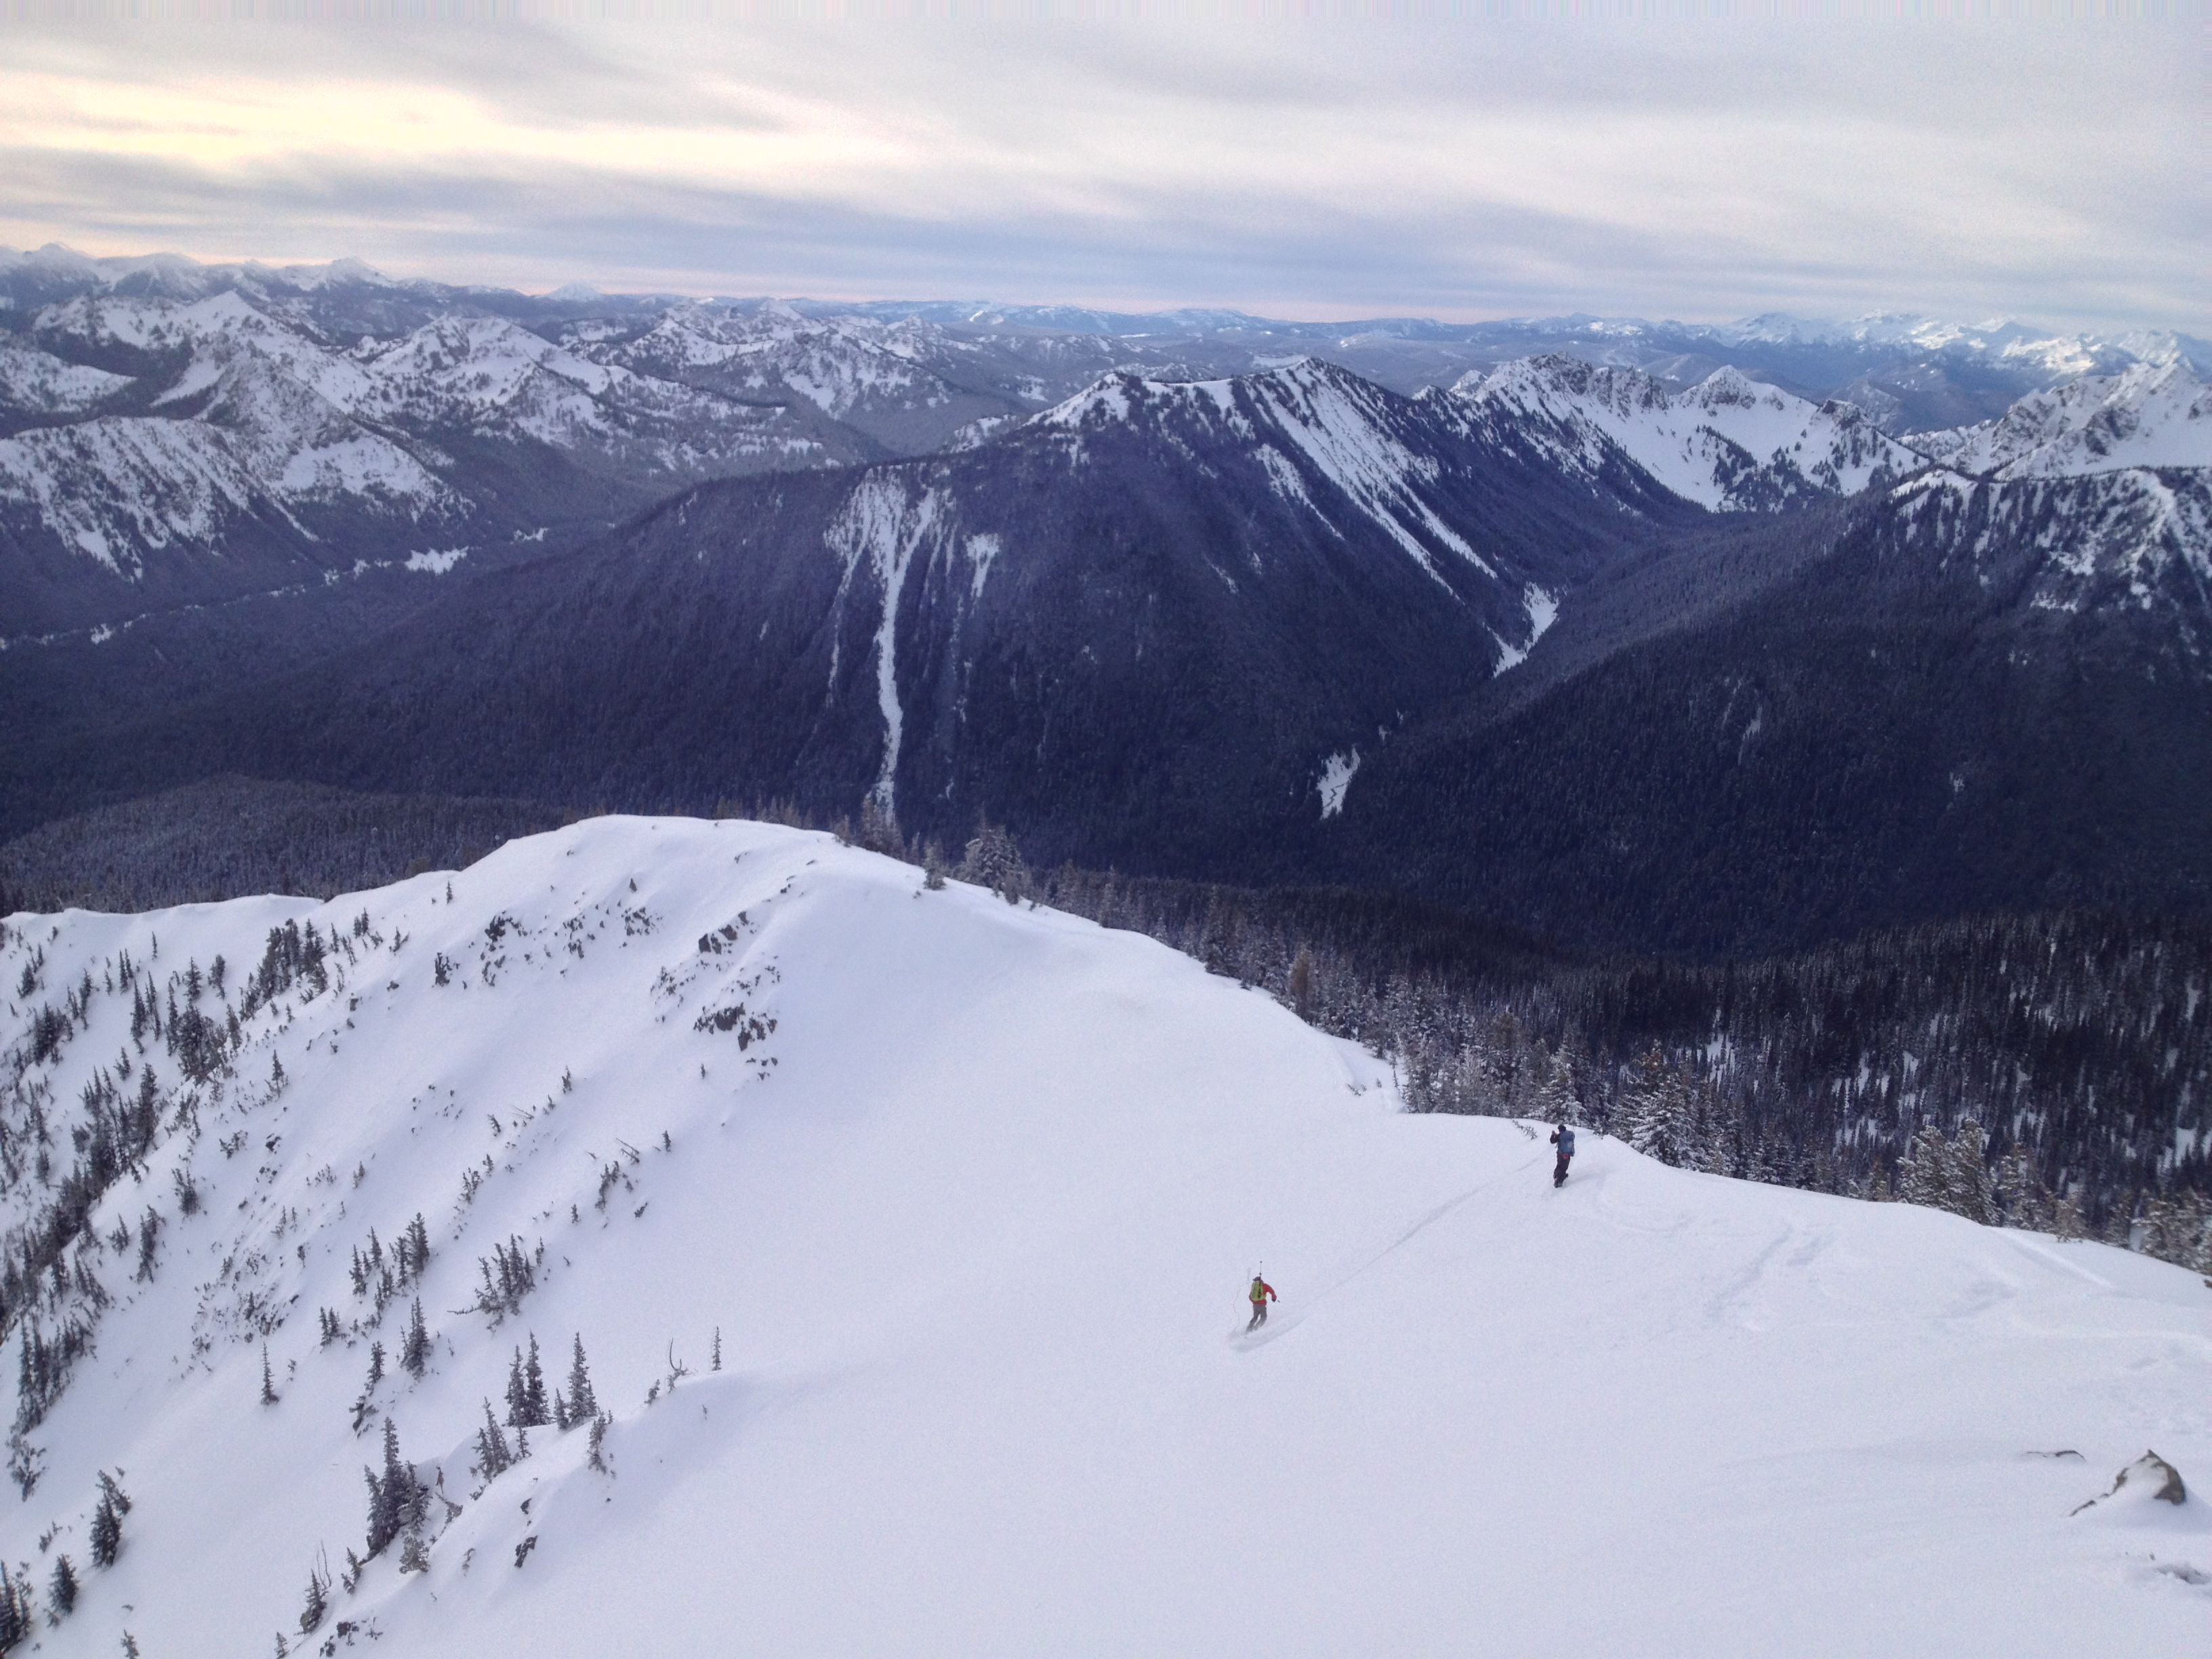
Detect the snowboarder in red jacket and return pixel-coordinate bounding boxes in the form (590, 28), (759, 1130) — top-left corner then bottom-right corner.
(1246, 1275), (1277, 1332)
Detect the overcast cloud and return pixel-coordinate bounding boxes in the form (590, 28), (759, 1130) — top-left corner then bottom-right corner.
(0, 12), (2199, 331)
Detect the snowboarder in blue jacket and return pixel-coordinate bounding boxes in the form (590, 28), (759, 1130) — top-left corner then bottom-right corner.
(1550, 1122), (1576, 1187)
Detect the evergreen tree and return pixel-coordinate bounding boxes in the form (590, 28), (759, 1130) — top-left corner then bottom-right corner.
(473, 1398), (512, 1481)
(1532, 1042), (1580, 1126)
(1616, 1047), (1696, 1167)
(299, 1567), (327, 1635)
(134, 1207), (161, 1283)
(1947, 1122), (1995, 1225)
(89, 1472), (126, 1567)
(959, 821), (1030, 904)
(365, 1341), (385, 1391)
(363, 1418), (422, 1558)
(505, 1347), (529, 1427)
(1993, 1143), (2049, 1231)
(563, 1334), (597, 1423)
(401, 1298), (430, 1378)
(261, 1342), (279, 1406)
(48, 1553), (77, 1620)
(0, 1564), (22, 1650)
(1899, 1124), (1952, 1211)
(856, 796), (903, 858)
(519, 1334), (550, 1427)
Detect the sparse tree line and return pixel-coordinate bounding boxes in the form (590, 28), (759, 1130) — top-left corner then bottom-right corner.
(836, 807), (2211, 1273)
(0, 1468), (129, 1649)
(0, 910), (392, 1516)
(287, 1324), (688, 1652)
(0, 779), (566, 916)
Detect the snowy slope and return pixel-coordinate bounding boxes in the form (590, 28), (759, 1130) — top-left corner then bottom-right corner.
(0, 418), (306, 578)
(0, 818), (2203, 1658)
(1453, 355), (1923, 510)
(1031, 359), (1502, 584)
(1910, 359), (2212, 479)
(1883, 465), (2212, 615)
(1, 290), (840, 626)
(0, 340), (129, 421)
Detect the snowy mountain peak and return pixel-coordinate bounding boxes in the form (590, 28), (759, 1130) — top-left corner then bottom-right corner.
(1685, 363), (1769, 406)
(0, 817), (2200, 1657)
(1908, 357), (2211, 480)
(1454, 353), (1921, 512)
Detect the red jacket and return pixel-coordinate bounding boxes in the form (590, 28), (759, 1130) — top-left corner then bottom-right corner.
(1250, 1279), (1275, 1304)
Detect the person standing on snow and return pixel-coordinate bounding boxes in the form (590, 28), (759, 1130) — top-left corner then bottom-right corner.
(1246, 1274), (1277, 1332)
(1550, 1122), (1576, 1188)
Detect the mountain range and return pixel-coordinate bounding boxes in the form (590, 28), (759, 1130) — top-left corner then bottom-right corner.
(3, 247), (2209, 959)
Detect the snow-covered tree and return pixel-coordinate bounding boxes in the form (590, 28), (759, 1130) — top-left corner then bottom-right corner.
(0, 1563), (26, 1649)
(1616, 1048), (1696, 1168)
(47, 1553), (77, 1621)
(401, 1298), (431, 1378)
(507, 1334), (551, 1428)
(89, 1470), (128, 1568)
(1901, 1121), (1993, 1225)
(563, 1334), (597, 1424)
(473, 1398), (512, 1481)
(363, 1418), (424, 1558)
(959, 821), (1029, 904)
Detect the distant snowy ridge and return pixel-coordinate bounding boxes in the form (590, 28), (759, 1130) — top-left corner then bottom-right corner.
(0, 817), (2202, 1659)
(1033, 359), (1498, 584)
(1887, 465), (2212, 616)
(1908, 359), (2212, 480)
(1452, 354), (1925, 511)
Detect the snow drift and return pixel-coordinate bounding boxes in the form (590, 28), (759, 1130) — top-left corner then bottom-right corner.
(0, 818), (2204, 1658)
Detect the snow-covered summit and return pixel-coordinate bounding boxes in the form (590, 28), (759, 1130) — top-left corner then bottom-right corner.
(1453, 354), (1923, 511)
(1909, 359), (2212, 480)
(0, 817), (2200, 1658)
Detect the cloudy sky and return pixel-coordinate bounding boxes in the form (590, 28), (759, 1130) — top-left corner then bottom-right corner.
(1, 9), (2200, 331)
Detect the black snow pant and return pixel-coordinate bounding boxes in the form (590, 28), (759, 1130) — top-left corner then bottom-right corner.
(1248, 1301), (1268, 1331)
(1553, 1153), (1572, 1187)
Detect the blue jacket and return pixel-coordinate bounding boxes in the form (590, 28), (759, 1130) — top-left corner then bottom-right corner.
(1551, 1127), (1576, 1157)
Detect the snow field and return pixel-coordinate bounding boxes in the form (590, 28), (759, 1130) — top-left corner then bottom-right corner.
(0, 817), (2205, 1658)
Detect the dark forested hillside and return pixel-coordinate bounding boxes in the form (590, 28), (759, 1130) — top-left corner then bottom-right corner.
(1, 360), (1679, 874)
(1326, 476), (2212, 956)
(0, 778), (566, 914)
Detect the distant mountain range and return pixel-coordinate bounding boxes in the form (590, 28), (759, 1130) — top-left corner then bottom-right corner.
(3, 246), (2207, 955)
(3, 243), (2207, 633)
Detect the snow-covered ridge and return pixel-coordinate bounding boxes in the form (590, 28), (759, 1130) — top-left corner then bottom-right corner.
(1908, 359), (2212, 480)
(1887, 465), (2212, 613)
(0, 337), (130, 418)
(1, 290), (825, 591)
(1029, 359), (1496, 586)
(1453, 354), (1925, 511)
(0, 817), (2201, 1658)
